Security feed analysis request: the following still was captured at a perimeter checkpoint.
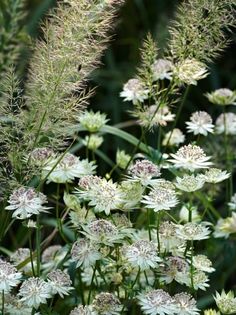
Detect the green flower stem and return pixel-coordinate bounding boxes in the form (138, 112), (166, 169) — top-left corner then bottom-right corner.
(147, 208), (152, 241)
(29, 229), (36, 277)
(190, 240), (195, 293)
(87, 264), (97, 304)
(36, 215), (41, 276)
(194, 191), (220, 220)
(1, 290), (4, 315)
(156, 211), (162, 253)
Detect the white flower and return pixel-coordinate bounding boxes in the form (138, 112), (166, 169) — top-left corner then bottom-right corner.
(119, 180), (144, 209)
(10, 248), (33, 273)
(179, 205), (201, 223)
(169, 144), (212, 171)
(70, 305), (96, 315)
(0, 260), (22, 292)
(214, 290), (236, 314)
(128, 159), (161, 186)
(82, 219), (132, 246)
(92, 292), (122, 315)
(173, 292), (200, 315)
(120, 78), (149, 104)
(151, 59), (174, 81)
(180, 270), (210, 291)
(43, 153), (96, 183)
(41, 245), (67, 272)
(123, 240), (162, 270)
(206, 88), (236, 106)
(142, 180), (179, 212)
(136, 105), (175, 129)
(159, 221), (186, 255)
(18, 277), (52, 309)
(76, 177), (122, 215)
(215, 113), (236, 135)
(4, 295), (33, 315)
(47, 269), (73, 297)
(162, 128), (185, 147)
(137, 289), (174, 315)
(71, 239), (101, 268)
(159, 256), (189, 284)
(192, 255), (215, 273)
(176, 222), (211, 241)
(213, 213), (236, 238)
(204, 309), (220, 315)
(175, 174), (205, 192)
(175, 58), (208, 85)
(28, 147), (55, 166)
(78, 110), (108, 132)
(203, 168), (230, 184)
(5, 187), (49, 220)
(186, 111), (214, 136)
(228, 193), (236, 210)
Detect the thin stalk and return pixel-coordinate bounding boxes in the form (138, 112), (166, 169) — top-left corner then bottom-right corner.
(29, 229), (36, 277)
(36, 215), (41, 276)
(190, 240), (194, 293)
(156, 211), (162, 253)
(2, 290), (4, 315)
(147, 208), (152, 241)
(87, 264), (97, 304)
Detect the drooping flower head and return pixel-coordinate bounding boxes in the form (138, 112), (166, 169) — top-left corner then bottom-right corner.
(206, 88), (236, 106)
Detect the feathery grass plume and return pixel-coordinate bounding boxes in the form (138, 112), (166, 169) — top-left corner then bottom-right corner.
(168, 0), (236, 63)
(0, 0), (28, 78)
(21, 0), (124, 151)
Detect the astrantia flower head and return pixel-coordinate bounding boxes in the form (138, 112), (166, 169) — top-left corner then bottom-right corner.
(43, 153), (96, 183)
(120, 78), (149, 104)
(228, 193), (236, 210)
(137, 289), (174, 315)
(28, 147), (55, 166)
(18, 277), (52, 309)
(92, 292), (122, 315)
(4, 295), (33, 315)
(192, 255), (215, 273)
(159, 256), (189, 284)
(162, 128), (185, 147)
(151, 59), (173, 81)
(169, 144), (212, 171)
(206, 88), (236, 106)
(215, 113), (236, 135)
(136, 105), (175, 129)
(119, 180), (144, 209)
(180, 270), (210, 291)
(123, 240), (162, 270)
(5, 187), (49, 220)
(186, 111), (214, 136)
(82, 134), (103, 150)
(71, 239), (101, 268)
(175, 58), (208, 85)
(128, 159), (161, 185)
(47, 269), (73, 297)
(116, 149), (131, 169)
(204, 168), (230, 184)
(214, 290), (236, 314)
(179, 205), (201, 223)
(213, 213), (236, 238)
(70, 305), (96, 315)
(41, 245), (67, 271)
(173, 292), (199, 315)
(82, 219), (130, 246)
(10, 248), (32, 273)
(0, 259), (22, 292)
(176, 222), (211, 241)
(77, 177), (122, 215)
(142, 180), (178, 212)
(78, 110), (108, 132)
(175, 174), (205, 192)
(159, 221), (186, 254)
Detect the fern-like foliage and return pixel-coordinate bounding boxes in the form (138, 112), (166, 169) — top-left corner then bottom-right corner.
(168, 0), (236, 63)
